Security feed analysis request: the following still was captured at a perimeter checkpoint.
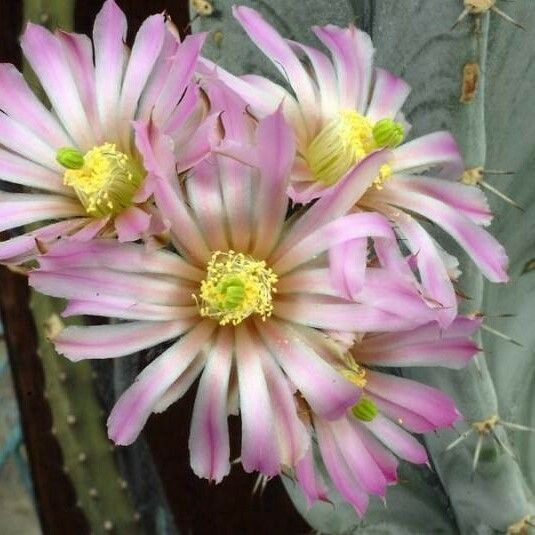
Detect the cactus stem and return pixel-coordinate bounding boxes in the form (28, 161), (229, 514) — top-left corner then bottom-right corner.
(447, 415), (535, 473)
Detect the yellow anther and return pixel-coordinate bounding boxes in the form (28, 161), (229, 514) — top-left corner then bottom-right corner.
(340, 360), (367, 388)
(61, 143), (143, 217)
(373, 164), (393, 190)
(306, 110), (398, 188)
(196, 251), (278, 326)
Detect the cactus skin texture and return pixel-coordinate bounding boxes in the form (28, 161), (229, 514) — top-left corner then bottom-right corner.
(195, 1), (535, 533)
(31, 292), (144, 535)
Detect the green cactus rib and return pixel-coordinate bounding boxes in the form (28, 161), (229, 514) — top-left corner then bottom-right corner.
(31, 292), (144, 535)
(405, 10), (535, 533)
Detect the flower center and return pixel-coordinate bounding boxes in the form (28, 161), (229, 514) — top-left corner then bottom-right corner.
(339, 360), (368, 388)
(196, 251), (278, 326)
(305, 111), (403, 188)
(56, 144), (144, 217)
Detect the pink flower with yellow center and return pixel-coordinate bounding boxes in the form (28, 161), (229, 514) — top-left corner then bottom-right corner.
(30, 94), (444, 485)
(0, 0), (215, 264)
(294, 315), (482, 515)
(199, 6), (508, 327)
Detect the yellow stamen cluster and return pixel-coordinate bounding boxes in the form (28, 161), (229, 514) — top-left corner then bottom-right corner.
(373, 163), (394, 190)
(59, 143), (143, 217)
(339, 359), (368, 388)
(196, 251), (278, 326)
(305, 110), (403, 189)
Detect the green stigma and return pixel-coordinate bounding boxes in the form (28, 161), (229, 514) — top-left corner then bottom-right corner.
(56, 147), (84, 169)
(352, 398), (379, 422)
(372, 118), (405, 148)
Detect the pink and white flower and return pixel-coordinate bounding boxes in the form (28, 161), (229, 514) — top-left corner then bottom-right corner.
(198, 6), (508, 326)
(30, 96), (442, 485)
(0, 0), (214, 264)
(295, 315), (482, 515)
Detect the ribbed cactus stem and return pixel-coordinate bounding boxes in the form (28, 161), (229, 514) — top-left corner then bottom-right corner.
(31, 293), (144, 535)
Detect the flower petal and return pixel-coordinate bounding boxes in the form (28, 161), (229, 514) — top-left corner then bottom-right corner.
(107, 320), (216, 445)
(189, 328), (233, 482)
(256, 318), (360, 419)
(312, 24), (374, 112)
(236, 324), (281, 476)
(233, 6), (318, 130)
(53, 319), (195, 361)
(93, 0), (128, 141)
(392, 131), (464, 180)
(366, 68), (410, 122)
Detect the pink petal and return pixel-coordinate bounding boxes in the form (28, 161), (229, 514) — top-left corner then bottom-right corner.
(390, 176), (492, 226)
(275, 151), (391, 260)
(315, 417), (369, 517)
(21, 22), (95, 149)
(236, 324), (281, 476)
(288, 39), (339, 120)
(118, 13), (166, 148)
(0, 111), (62, 171)
(330, 417), (388, 495)
(53, 319), (195, 361)
(107, 320), (216, 445)
(185, 157), (230, 252)
(93, 0), (127, 141)
(295, 447), (329, 508)
(0, 148), (70, 194)
(271, 212), (394, 275)
(351, 423), (398, 484)
(30, 267), (193, 306)
(152, 33), (206, 127)
(62, 297), (197, 322)
(56, 30), (102, 143)
(233, 6), (318, 131)
(375, 187), (509, 282)
(115, 206), (152, 242)
(0, 192), (83, 232)
(392, 131), (464, 180)
(365, 371), (461, 430)
(189, 327), (233, 482)
(0, 63), (72, 147)
(250, 107), (295, 258)
(256, 318), (360, 419)
(137, 26), (179, 121)
(364, 414), (428, 464)
(0, 218), (85, 264)
(312, 24), (374, 112)
(38, 240), (203, 281)
(329, 238), (367, 300)
(357, 337), (479, 369)
(260, 342), (309, 466)
(366, 68), (410, 122)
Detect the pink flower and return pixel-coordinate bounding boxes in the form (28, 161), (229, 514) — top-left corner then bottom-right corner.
(30, 96), (441, 484)
(0, 0), (214, 264)
(295, 315), (481, 515)
(199, 6), (508, 326)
